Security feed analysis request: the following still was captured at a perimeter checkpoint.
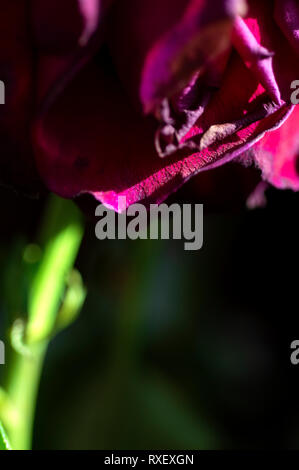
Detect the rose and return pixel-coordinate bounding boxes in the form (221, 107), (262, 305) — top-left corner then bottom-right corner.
(1, 0), (298, 209)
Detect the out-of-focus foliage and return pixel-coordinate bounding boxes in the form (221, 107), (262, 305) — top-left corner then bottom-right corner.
(1, 186), (299, 449)
(0, 421), (11, 450)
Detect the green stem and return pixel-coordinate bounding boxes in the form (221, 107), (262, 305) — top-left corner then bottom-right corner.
(5, 343), (46, 450)
(3, 195), (84, 450)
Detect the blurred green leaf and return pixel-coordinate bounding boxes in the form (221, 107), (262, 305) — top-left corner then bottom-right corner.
(11, 319), (33, 359)
(0, 420), (12, 450)
(26, 196), (84, 344)
(0, 238), (28, 321)
(3, 195), (85, 450)
(140, 374), (220, 450)
(55, 269), (86, 333)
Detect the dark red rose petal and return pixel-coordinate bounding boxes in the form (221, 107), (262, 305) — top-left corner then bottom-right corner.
(0, 0), (39, 193)
(249, 105), (299, 190)
(35, 0), (113, 105)
(108, 0), (246, 112)
(274, 0), (299, 56)
(33, 0), (299, 209)
(33, 51), (292, 211)
(32, 0), (87, 54)
(243, 0), (298, 103)
(31, 0), (111, 54)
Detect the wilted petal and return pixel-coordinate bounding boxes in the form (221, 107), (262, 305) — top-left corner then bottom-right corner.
(33, 52), (292, 211)
(32, 0), (299, 209)
(249, 105), (299, 190)
(232, 16), (281, 105)
(108, 0), (246, 112)
(140, 0), (247, 113)
(243, 0), (298, 103)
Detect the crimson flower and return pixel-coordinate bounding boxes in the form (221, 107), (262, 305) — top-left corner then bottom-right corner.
(1, 0), (299, 209)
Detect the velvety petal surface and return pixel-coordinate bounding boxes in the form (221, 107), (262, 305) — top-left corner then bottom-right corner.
(33, 51), (292, 211)
(250, 105), (299, 190)
(33, 0), (299, 210)
(108, 0), (246, 111)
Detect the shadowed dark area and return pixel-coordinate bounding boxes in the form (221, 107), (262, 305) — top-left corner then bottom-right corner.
(1, 178), (299, 450)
